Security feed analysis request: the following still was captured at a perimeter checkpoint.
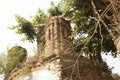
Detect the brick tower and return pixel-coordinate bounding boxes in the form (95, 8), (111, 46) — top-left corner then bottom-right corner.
(44, 16), (74, 56)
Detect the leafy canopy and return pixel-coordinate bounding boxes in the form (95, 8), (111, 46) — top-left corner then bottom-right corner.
(9, 9), (47, 42)
(58, 0), (117, 56)
(5, 46), (27, 74)
(9, 0), (118, 58)
(9, 15), (36, 42)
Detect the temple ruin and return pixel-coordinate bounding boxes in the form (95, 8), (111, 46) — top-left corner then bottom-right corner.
(5, 16), (114, 80)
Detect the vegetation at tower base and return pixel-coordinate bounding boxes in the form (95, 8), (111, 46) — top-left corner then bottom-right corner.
(5, 46), (27, 79)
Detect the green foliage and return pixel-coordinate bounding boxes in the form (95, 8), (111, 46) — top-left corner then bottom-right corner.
(0, 53), (7, 74)
(9, 15), (36, 42)
(0, 60), (4, 74)
(5, 46), (27, 74)
(31, 8), (47, 26)
(48, 1), (63, 16)
(58, 0), (117, 57)
(9, 9), (47, 42)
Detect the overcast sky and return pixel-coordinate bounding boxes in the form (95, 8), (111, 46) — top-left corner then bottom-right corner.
(0, 0), (60, 56)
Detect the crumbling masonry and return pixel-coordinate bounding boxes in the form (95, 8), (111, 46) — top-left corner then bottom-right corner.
(6, 16), (114, 80)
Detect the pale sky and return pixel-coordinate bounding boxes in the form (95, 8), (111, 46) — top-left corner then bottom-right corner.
(0, 0), (120, 79)
(0, 0), (60, 56)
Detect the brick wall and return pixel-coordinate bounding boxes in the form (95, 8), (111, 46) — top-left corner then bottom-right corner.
(44, 16), (74, 56)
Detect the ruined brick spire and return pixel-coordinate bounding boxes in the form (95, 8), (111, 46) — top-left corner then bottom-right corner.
(44, 16), (73, 56)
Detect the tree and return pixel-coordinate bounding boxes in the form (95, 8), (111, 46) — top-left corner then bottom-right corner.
(5, 46), (27, 76)
(9, 9), (47, 42)
(0, 46), (27, 79)
(9, 15), (36, 42)
(58, 0), (119, 63)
